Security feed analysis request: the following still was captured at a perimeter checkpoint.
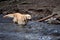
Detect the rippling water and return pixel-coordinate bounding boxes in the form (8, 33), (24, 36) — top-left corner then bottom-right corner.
(0, 14), (60, 40)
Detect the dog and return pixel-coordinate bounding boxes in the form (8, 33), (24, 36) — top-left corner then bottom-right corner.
(3, 13), (31, 25)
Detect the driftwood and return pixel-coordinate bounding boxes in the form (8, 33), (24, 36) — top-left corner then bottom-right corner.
(36, 13), (58, 22)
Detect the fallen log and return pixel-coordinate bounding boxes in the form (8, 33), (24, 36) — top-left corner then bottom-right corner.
(36, 13), (58, 22)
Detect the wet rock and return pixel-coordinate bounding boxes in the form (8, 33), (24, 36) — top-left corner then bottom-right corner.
(44, 17), (60, 24)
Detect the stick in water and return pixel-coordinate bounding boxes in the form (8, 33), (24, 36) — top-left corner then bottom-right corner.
(37, 13), (58, 22)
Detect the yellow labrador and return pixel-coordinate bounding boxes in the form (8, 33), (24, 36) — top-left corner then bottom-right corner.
(3, 13), (31, 25)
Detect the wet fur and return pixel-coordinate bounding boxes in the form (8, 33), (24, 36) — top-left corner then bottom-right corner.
(3, 13), (31, 25)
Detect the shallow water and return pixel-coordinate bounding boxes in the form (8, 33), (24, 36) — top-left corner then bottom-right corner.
(0, 21), (60, 40)
(0, 14), (60, 40)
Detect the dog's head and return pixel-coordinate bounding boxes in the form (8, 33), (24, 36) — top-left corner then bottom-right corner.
(24, 14), (31, 19)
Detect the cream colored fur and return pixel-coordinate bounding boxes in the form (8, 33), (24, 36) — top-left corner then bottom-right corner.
(3, 13), (31, 25)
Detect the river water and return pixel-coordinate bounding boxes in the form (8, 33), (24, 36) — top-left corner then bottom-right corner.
(0, 14), (60, 40)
